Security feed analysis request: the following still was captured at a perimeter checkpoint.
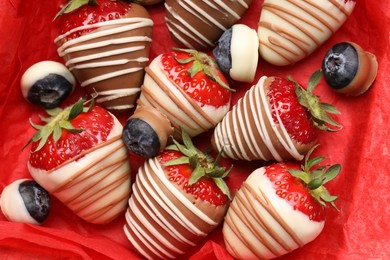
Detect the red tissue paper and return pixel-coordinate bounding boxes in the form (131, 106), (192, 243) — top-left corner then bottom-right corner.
(0, 0), (389, 259)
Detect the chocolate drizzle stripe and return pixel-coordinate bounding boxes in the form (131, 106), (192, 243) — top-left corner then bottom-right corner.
(49, 135), (122, 174)
(144, 66), (215, 130)
(224, 212), (260, 258)
(259, 37), (296, 65)
(125, 210), (164, 259)
(53, 139), (125, 191)
(240, 184), (291, 254)
(134, 170), (195, 245)
(165, 3), (213, 47)
(61, 153), (128, 203)
(141, 83), (196, 131)
(246, 182), (305, 247)
(297, 0), (338, 31)
(262, 4), (321, 47)
(65, 160), (128, 209)
(127, 201), (177, 258)
(183, 0), (226, 30)
(131, 181), (192, 248)
(329, 0), (352, 16)
(79, 170), (130, 218)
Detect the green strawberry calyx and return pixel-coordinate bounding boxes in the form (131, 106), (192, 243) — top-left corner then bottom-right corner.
(24, 98), (94, 152)
(289, 70), (342, 132)
(164, 131), (232, 200)
(172, 48), (235, 92)
(288, 144), (341, 210)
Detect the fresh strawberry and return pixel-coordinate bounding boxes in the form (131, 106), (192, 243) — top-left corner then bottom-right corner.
(223, 145), (340, 259)
(212, 70), (341, 162)
(122, 48), (233, 158)
(54, 0), (153, 112)
(25, 98), (132, 224)
(161, 48), (233, 108)
(124, 131), (231, 259)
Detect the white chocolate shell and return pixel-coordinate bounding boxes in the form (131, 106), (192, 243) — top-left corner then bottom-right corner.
(28, 115), (131, 224)
(258, 0), (356, 66)
(223, 167), (324, 259)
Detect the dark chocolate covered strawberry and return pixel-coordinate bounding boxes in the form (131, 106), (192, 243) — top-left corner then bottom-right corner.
(54, 0), (153, 112)
(212, 70), (341, 162)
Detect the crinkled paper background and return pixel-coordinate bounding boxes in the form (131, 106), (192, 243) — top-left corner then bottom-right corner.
(0, 0), (389, 259)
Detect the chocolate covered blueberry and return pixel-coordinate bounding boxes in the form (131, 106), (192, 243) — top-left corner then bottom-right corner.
(213, 24), (258, 83)
(21, 61), (75, 108)
(322, 42), (378, 96)
(122, 118), (161, 158)
(1, 179), (51, 225)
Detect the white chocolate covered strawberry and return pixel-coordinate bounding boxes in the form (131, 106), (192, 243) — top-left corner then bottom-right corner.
(122, 48), (233, 158)
(124, 131), (231, 259)
(54, 0), (153, 111)
(258, 0), (356, 66)
(26, 99), (131, 224)
(223, 146), (341, 259)
(165, 0), (253, 50)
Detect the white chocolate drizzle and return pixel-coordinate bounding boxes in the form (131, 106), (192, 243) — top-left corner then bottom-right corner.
(124, 157), (225, 259)
(55, 17), (153, 111)
(212, 76), (304, 161)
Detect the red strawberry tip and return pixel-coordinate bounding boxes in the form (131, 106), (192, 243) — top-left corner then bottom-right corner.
(172, 48), (235, 92)
(287, 144), (341, 211)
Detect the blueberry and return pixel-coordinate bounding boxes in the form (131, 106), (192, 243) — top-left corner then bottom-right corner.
(19, 180), (51, 223)
(213, 28), (232, 76)
(322, 42), (358, 89)
(122, 118), (160, 158)
(21, 61), (75, 108)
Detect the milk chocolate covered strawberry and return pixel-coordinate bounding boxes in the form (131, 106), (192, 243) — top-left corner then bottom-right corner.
(122, 48), (233, 158)
(124, 131), (231, 259)
(26, 99), (131, 224)
(258, 0), (356, 66)
(54, 0), (153, 111)
(212, 71), (341, 162)
(165, 0), (253, 50)
(223, 146), (340, 259)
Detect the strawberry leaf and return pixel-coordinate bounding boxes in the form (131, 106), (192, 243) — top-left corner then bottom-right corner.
(188, 164), (205, 185)
(163, 156), (189, 167)
(213, 178), (231, 200)
(323, 164), (341, 184)
(68, 99), (84, 120)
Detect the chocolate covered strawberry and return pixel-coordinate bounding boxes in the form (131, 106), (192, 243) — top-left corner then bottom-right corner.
(257, 0), (356, 66)
(124, 131), (231, 259)
(122, 48), (233, 158)
(223, 145), (340, 259)
(54, 0), (153, 112)
(26, 98), (131, 224)
(165, 0), (253, 50)
(212, 70), (341, 162)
